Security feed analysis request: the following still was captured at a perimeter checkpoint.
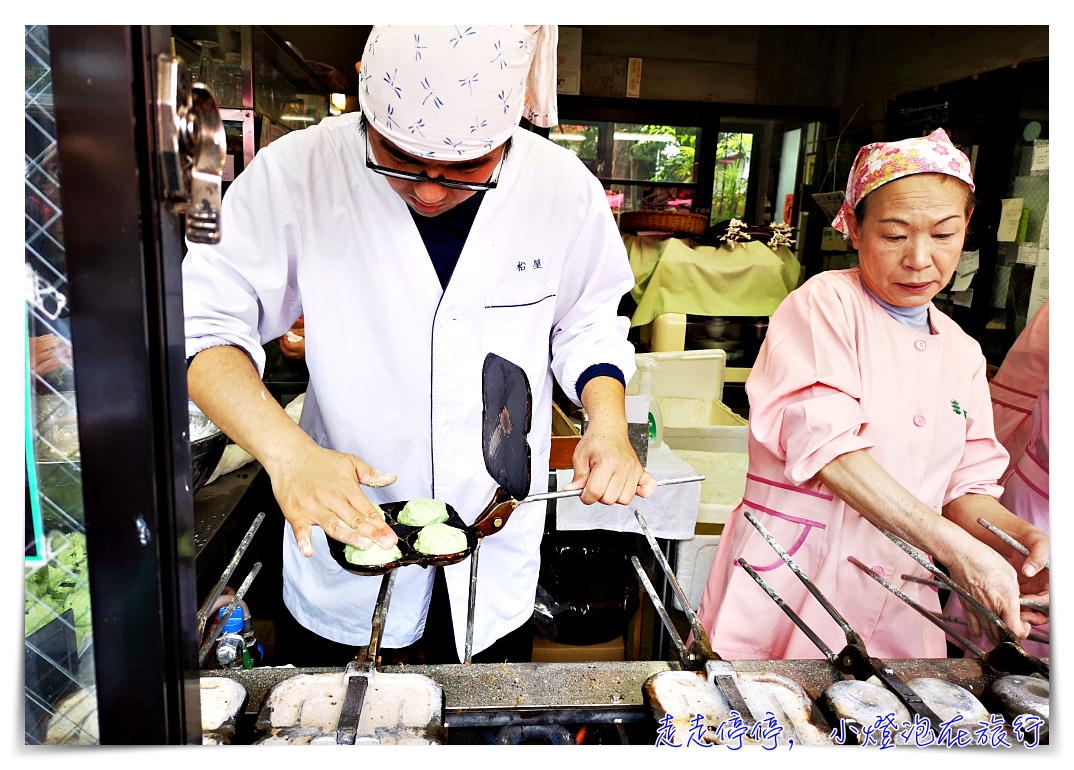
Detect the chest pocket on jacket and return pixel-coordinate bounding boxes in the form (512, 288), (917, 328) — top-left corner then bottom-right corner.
(481, 281), (558, 376)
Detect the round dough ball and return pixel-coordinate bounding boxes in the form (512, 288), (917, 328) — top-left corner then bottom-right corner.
(414, 522), (468, 556)
(398, 498), (449, 527)
(344, 542), (402, 566)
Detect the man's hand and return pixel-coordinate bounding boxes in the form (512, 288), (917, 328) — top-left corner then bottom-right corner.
(188, 345), (397, 558)
(267, 444), (398, 557)
(564, 376), (657, 505)
(278, 315), (305, 360)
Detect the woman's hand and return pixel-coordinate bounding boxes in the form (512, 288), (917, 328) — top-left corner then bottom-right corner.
(1011, 528), (1049, 628)
(945, 534), (1030, 644)
(267, 444), (398, 557)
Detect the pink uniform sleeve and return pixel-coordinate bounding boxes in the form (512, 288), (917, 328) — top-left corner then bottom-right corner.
(747, 279), (874, 486)
(945, 355), (1009, 505)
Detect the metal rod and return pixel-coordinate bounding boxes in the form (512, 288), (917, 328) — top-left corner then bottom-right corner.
(634, 510), (712, 651)
(900, 573), (1050, 612)
(197, 511), (265, 637)
(737, 558), (836, 661)
(848, 556), (986, 658)
(976, 517), (1049, 570)
(521, 474), (705, 504)
(367, 569), (398, 665)
(198, 561), (261, 665)
(938, 614), (1049, 646)
(630, 556), (692, 666)
(881, 530), (1020, 645)
(743, 510), (862, 646)
(464, 539), (482, 664)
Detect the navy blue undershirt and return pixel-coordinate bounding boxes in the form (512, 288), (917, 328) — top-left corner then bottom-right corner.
(407, 195), (624, 397)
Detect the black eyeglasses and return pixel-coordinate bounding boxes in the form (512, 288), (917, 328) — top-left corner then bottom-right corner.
(365, 132), (503, 191)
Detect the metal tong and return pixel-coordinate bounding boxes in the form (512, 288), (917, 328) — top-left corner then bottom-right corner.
(877, 530), (1048, 678)
(196, 512), (266, 666)
(630, 509), (758, 727)
(461, 474), (705, 663)
(976, 517), (1049, 572)
(900, 574), (1049, 614)
(737, 511), (945, 735)
(336, 569), (399, 744)
(847, 555), (1049, 677)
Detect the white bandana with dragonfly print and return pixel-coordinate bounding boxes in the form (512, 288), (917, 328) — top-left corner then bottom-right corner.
(358, 25), (558, 161)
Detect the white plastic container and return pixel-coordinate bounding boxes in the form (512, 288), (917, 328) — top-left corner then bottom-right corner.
(672, 533), (721, 612)
(658, 396), (748, 453)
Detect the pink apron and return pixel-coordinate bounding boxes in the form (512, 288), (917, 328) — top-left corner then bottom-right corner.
(696, 269), (1009, 660)
(989, 301), (1047, 476)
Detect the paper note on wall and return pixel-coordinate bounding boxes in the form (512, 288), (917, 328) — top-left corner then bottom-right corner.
(1017, 242), (1039, 265)
(1040, 206), (1049, 249)
(556, 27), (582, 95)
(951, 250), (978, 292)
(1028, 248), (1049, 321)
(1031, 139), (1049, 172)
(997, 198), (1025, 242)
(626, 58), (642, 98)
(953, 289), (974, 308)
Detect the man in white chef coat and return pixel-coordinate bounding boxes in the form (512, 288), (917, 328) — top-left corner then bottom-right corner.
(184, 25), (655, 665)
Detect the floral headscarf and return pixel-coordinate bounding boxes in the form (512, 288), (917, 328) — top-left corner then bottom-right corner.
(832, 128), (975, 235)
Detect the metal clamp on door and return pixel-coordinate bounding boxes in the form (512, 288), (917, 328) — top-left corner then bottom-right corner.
(155, 54), (227, 244)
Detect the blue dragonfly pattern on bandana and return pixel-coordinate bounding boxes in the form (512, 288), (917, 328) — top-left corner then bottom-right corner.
(383, 69), (401, 99)
(470, 117), (488, 134)
(450, 26), (475, 48)
(414, 34), (426, 61)
(498, 88), (513, 115)
(365, 34), (379, 56)
(443, 137), (465, 155)
(491, 41), (507, 69)
(385, 103), (399, 131)
(408, 118), (427, 138)
(459, 73), (479, 95)
(420, 78), (444, 109)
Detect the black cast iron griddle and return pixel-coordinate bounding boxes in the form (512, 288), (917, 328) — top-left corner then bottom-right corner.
(325, 500), (478, 577)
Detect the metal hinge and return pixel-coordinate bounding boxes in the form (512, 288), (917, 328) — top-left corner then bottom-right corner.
(155, 54), (227, 244)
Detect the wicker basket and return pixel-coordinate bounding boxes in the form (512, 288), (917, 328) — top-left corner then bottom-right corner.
(619, 210), (708, 237)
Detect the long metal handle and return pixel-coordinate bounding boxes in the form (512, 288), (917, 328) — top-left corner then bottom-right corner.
(977, 517), (1049, 570)
(630, 556), (692, 666)
(938, 613), (1049, 646)
(464, 539), (482, 664)
(197, 511), (265, 638)
(738, 558), (836, 662)
(198, 561), (261, 665)
(366, 570), (398, 665)
(881, 530), (1021, 645)
(848, 556), (987, 658)
(633, 510), (713, 654)
(743, 510), (863, 647)
(521, 474), (705, 504)
(901, 574), (1049, 614)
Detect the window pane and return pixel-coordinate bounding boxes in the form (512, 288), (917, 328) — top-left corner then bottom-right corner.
(610, 183), (697, 214)
(612, 124), (698, 183)
(710, 132), (753, 224)
(25, 24), (99, 746)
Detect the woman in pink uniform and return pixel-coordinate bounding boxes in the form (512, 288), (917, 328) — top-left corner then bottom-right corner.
(696, 129), (1049, 660)
(949, 303), (1049, 657)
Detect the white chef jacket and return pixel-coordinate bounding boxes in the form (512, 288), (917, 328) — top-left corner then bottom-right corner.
(182, 112), (636, 658)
